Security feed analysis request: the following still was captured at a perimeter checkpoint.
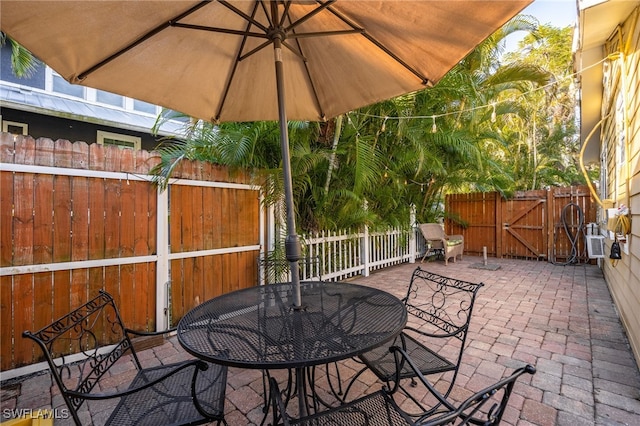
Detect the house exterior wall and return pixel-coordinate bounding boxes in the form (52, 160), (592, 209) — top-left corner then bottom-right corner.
(1, 107), (161, 151)
(599, 8), (640, 365)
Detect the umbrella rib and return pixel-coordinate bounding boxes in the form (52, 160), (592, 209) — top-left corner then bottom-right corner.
(218, 0), (270, 34)
(291, 27), (326, 120)
(285, 0), (336, 33)
(77, 1), (211, 81)
(288, 29), (364, 39)
(278, 1), (293, 28)
(171, 23), (267, 39)
(215, 1), (262, 121)
(321, 2), (431, 86)
(238, 40), (273, 61)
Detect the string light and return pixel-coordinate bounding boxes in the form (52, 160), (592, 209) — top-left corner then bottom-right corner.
(431, 116), (437, 133)
(381, 116), (388, 132)
(354, 56), (611, 123)
(491, 103), (497, 123)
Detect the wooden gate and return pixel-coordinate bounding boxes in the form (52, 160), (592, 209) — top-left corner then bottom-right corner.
(502, 190), (547, 259)
(446, 186), (595, 262)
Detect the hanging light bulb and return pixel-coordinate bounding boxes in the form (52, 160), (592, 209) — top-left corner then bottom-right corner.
(381, 116), (388, 132)
(491, 104), (497, 123)
(431, 116), (437, 133)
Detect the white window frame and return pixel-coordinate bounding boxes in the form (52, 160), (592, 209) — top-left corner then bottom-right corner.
(2, 120), (28, 135)
(97, 130), (141, 150)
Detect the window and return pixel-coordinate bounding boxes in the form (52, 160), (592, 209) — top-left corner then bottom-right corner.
(133, 99), (158, 114)
(96, 90), (124, 108)
(97, 130), (141, 150)
(2, 120), (28, 135)
(52, 72), (84, 98)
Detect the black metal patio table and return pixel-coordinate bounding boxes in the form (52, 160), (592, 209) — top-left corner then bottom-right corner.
(177, 281), (407, 417)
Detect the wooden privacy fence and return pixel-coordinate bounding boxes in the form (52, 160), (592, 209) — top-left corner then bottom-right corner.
(0, 133), (262, 372)
(445, 186), (596, 262)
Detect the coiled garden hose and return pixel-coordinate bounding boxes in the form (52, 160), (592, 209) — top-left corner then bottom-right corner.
(552, 203), (585, 266)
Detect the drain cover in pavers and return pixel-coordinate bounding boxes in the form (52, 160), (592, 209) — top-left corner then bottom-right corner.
(469, 263), (501, 270)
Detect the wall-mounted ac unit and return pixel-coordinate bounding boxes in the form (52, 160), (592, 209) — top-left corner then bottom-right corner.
(586, 235), (606, 259)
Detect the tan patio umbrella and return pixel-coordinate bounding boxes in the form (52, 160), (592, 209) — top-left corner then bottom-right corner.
(1, 0), (531, 307)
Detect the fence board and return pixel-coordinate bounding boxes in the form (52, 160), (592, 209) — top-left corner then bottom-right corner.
(89, 143), (105, 171)
(219, 189), (231, 248)
(203, 188), (215, 249)
(212, 187), (223, 249)
(33, 148), (54, 330)
(54, 139), (73, 168)
(0, 276), (12, 370)
(71, 174), (90, 311)
(191, 186), (205, 308)
(53, 173), (73, 326)
(104, 178), (121, 307)
(133, 181), (151, 330)
(182, 186), (195, 311)
(119, 175), (135, 326)
(13, 152), (34, 267)
(0, 133), (15, 163)
(13, 275), (33, 367)
(0, 171), (12, 267)
(89, 177), (106, 260)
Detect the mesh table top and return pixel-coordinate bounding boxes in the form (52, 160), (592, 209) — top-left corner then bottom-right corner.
(177, 282), (407, 369)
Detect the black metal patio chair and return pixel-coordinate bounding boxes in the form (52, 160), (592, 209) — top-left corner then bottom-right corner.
(342, 267), (483, 414)
(270, 346), (535, 425)
(23, 290), (227, 426)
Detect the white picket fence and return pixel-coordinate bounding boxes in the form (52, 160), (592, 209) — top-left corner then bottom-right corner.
(301, 226), (428, 281)
(259, 203), (433, 284)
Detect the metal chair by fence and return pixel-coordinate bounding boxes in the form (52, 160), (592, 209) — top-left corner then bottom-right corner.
(342, 267), (483, 414)
(22, 290), (227, 426)
(271, 346), (535, 425)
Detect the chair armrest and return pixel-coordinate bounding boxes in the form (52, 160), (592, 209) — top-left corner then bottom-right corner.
(65, 359), (206, 401)
(404, 324), (467, 340)
(389, 346), (457, 412)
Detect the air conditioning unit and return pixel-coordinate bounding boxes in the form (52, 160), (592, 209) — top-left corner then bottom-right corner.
(586, 235), (606, 259)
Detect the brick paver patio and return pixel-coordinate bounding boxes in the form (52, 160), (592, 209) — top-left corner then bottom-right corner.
(2, 256), (639, 425)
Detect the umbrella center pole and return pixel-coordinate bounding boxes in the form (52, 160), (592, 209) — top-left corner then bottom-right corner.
(272, 36), (303, 310)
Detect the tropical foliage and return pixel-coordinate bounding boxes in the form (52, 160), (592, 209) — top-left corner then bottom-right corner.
(150, 17), (580, 233)
(0, 32), (39, 78)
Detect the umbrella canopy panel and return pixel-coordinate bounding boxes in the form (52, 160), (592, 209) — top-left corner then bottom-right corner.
(1, 1), (531, 124)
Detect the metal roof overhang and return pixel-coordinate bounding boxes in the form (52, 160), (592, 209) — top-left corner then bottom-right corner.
(0, 83), (184, 137)
(574, 0), (638, 164)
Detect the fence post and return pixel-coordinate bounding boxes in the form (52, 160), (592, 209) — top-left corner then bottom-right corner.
(495, 192), (503, 258)
(361, 200), (370, 277)
(409, 204), (416, 263)
(156, 187), (170, 331)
